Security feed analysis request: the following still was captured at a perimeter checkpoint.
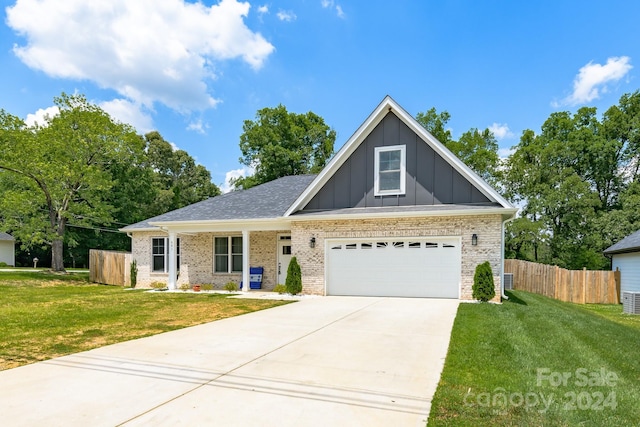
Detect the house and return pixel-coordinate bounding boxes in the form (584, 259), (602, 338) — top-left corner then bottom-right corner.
(0, 232), (15, 267)
(604, 230), (640, 294)
(122, 96), (517, 300)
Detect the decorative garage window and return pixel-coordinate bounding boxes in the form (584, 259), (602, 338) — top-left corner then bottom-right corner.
(152, 237), (180, 273)
(409, 242), (421, 248)
(331, 245), (342, 250)
(346, 243), (357, 249)
(393, 241), (404, 248)
(377, 242), (388, 248)
(361, 243), (372, 249)
(214, 236), (243, 273)
(443, 243), (455, 248)
(374, 145), (406, 196)
(425, 242), (438, 248)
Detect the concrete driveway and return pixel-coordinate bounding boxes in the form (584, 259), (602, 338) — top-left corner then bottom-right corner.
(0, 296), (459, 426)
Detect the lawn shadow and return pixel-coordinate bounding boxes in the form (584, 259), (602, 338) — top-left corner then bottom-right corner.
(504, 290), (527, 305)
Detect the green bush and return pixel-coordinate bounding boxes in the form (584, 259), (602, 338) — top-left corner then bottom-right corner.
(150, 281), (166, 289)
(0, 262), (8, 268)
(129, 259), (137, 288)
(201, 283), (214, 291)
(273, 284), (286, 294)
(473, 261), (495, 302)
(224, 281), (238, 292)
(179, 283), (190, 291)
(285, 257), (302, 295)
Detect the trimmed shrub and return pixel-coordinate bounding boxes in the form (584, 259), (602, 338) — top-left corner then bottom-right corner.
(150, 281), (166, 289)
(130, 260), (137, 288)
(201, 283), (214, 291)
(285, 257), (302, 295)
(473, 261), (495, 302)
(273, 284), (286, 294)
(224, 281), (238, 292)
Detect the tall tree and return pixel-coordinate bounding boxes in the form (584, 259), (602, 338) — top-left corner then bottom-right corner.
(504, 92), (640, 269)
(235, 105), (336, 189)
(0, 93), (141, 271)
(145, 131), (220, 213)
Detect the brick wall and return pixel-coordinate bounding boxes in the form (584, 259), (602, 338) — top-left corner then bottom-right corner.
(291, 214), (503, 301)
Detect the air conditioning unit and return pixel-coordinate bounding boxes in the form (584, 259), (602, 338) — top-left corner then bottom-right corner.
(504, 273), (514, 290)
(622, 292), (640, 315)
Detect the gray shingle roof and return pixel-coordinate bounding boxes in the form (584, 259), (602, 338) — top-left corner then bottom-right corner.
(604, 230), (640, 255)
(122, 175), (316, 230)
(0, 232), (14, 241)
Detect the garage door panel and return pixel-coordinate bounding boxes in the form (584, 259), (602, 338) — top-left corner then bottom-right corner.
(327, 238), (460, 298)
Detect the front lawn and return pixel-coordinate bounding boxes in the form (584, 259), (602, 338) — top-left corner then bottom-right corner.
(428, 290), (640, 426)
(0, 271), (291, 370)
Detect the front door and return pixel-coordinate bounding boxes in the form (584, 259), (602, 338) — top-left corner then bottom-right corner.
(277, 235), (292, 285)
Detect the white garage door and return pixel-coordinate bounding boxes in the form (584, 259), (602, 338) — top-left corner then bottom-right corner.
(326, 237), (461, 298)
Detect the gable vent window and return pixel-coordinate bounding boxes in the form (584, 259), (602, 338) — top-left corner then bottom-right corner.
(374, 145), (406, 196)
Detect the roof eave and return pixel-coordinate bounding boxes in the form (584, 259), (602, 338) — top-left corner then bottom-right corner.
(289, 207), (518, 222)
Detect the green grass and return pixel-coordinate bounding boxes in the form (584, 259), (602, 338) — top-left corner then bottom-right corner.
(0, 271), (291, 370)
(428, 290), (640, 427)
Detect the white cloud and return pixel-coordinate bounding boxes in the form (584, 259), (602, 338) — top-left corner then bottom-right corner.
(6, 0), (274, 113)
(257, 5), (268, 14)
(489, 123), (515, 140)
(220, 165), (255, 193)
(24, 106), (59, 127)
(100, 99), (154, 133)
(320, 1), (345, 18)
(276, 10), (296, 22)
(558, 56), (633, 106)
(186, 119), (207, 134)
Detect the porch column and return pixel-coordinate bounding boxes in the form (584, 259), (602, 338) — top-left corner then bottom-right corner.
(242, 230), (250, 292)
(168, 231), (178, 290)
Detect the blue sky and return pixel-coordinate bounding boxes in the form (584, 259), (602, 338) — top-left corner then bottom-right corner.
(1, 0), (639, 192)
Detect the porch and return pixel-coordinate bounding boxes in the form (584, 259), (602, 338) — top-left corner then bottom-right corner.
(132, 229), (292, 291)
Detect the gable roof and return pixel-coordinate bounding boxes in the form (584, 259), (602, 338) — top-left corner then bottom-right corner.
(121, 175), (316, 231)
(604, 230), (640, 255)
(285, 95), (514, 216)
(0, 232), (14, 241)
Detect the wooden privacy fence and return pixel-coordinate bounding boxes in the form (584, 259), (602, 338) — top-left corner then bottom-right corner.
(89, 249), (131, 286)
(504, 259), (620, 304)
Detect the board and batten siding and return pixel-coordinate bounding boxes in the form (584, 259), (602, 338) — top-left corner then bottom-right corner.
(612, 252), (640, 293)
(302, 111), (492, 211)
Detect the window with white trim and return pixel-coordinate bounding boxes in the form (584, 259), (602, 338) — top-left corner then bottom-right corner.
(374, 145), (406, 196)
(214, 236), (243, 273)
(152, 237), (180, 273)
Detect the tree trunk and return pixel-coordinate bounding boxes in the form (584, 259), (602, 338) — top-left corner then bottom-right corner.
(51, 239), (65, 272)
(51, 217), (66, 272)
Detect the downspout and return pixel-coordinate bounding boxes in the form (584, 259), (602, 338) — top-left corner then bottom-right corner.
(501, 215), (517, 300)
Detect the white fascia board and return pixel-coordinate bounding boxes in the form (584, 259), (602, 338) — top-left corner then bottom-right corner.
(288, 207), (519, 222)
(148, 217), (291, 233)
(119, 227), (160, 233)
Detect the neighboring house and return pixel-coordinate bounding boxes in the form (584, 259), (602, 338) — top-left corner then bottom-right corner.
(0, 232), (15, 267)
(122, 96), (517, 300)
(604, 230), (640, 294)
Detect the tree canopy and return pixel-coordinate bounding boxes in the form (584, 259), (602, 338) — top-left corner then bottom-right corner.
(234, 104), (336, 189)
(0, 93), (219, 269)
(505, 91), (640, 269)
